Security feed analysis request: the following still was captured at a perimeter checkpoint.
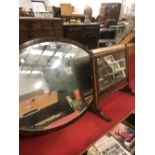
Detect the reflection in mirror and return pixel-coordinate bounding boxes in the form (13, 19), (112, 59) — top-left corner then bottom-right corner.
(19, 40), (92, 134)
(91, 45), (128, 122)
(97, 51), (126, 92)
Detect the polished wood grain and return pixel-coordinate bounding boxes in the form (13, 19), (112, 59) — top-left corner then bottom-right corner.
(89, 45), (129, 121)
(92, 44), (125, 56)
(127, 43), (135, 54)
(92, 45), (129, 102)
(19, 17), (63, 44)
(63, 23), (99, 49)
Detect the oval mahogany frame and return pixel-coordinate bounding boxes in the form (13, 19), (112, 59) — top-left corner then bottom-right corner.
(19, 37), (92, 136)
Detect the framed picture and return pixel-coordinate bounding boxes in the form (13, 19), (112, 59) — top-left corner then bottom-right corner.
(91, 45), (129, 105)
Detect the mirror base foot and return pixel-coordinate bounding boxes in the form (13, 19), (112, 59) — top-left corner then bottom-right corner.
(88, 104), (112, 122)
(98, 110), (112, 122)
(120, 85), (135, 96)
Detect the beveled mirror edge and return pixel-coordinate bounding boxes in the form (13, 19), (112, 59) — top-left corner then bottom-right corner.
(19, 37), (91, 54)
(20, 107), (87, 136)
(19, 37), (93, 136)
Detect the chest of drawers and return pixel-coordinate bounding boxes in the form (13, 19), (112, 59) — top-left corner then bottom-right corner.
(19, 17), (63, 44)
(63, 23), (99, 49)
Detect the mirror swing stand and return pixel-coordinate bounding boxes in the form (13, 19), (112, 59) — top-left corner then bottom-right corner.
(119, 44), (135, 96)
(88, 101), (112, 122)
(89, 83), (135, 123)
(87, 53), (112, 122)
(120, 84), (135, 96)
(119, 46), (135, 97)
(88, 82), (135, 123)
(87, 45), (135, 123)
(87, 77), (112, 122)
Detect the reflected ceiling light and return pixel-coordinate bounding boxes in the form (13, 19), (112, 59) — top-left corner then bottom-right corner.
(55, 52), (63, 58)
(51, 59), (61, 69)
(39, 42), (51, 46)
(19, 58), (26, 64)
(20, 70), (31, 74)
(43, 50), (54, 56)
(25, 49), (42, 55)
(34, 81), (43, 90)
(32, 71), (43, 74)
(39, 42), (56, 48)
(71, 44), (78, 49)
(32, 44), (40, 48)
(65, 53), (75, 58)
(20, 70), (43, 75)
(24, 49), (54, 56)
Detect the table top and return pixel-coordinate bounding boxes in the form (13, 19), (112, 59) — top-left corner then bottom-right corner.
(19, 91), (58, 118)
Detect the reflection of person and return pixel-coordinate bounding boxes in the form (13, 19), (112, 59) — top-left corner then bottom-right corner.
(84, 5), (92, 23)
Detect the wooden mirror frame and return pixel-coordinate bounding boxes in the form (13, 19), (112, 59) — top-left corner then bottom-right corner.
(19, 37), (135, 135)
(89, 45), (133, 122)
(19, 37), (93, 136)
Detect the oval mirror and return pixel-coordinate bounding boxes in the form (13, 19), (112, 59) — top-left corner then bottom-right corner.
(19, 38), (93, 135)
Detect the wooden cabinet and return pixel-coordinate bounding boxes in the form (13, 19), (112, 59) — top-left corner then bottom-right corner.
(63, 24), (99, 49)
(104, 3), (121, 21)
(98, 3), (121, 24)
(19, 17), (63, 44)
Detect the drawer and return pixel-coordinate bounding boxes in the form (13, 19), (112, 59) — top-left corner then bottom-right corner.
(19, 30), (63, 44)
(85, 32), (99, 37)
(42, 21), (63, 30)
(19, 31), (42, 43)
(64, 33), (85, 44)
(64, 27), (84, 33)
(85, 26), (99, 33)
(55, 30), (63, 38)
(20, 20), (42, 31)
(40, 31), (57, 37)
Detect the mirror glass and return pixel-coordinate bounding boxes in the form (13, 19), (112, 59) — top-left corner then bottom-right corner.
(19, 40), (92, 134)
(96, 51), (126, 92)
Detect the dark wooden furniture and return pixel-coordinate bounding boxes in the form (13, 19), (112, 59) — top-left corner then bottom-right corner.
(63, 23), (99, 49)
(90, 45), (134, 121)
(100, 28), (116, 39)
(98, 3), (121, 24)
(104, 3), (121, 21)
(98, 28), (117, 47)
(19, 17), (63, 44)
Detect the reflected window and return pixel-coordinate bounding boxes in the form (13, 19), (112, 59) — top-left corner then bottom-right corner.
(19, 41), (92, 133)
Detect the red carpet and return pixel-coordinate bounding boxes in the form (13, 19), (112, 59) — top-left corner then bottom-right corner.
(20, 91), (134, 155)
(20, 51), (135, 155)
